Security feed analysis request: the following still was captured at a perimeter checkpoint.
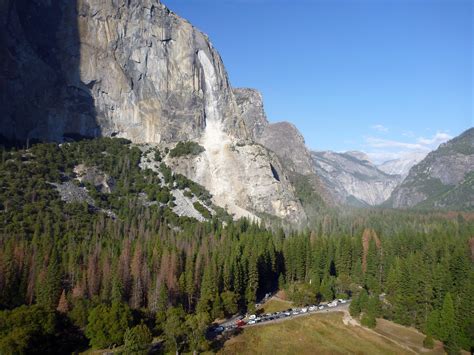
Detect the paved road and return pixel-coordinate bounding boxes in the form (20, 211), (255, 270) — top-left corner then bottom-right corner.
(218, 300), (351, 331)
(220, 314), (243, 328)
(242, 301), (351, 329)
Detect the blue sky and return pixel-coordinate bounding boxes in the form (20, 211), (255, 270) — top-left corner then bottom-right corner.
(165, 0), (473, 163)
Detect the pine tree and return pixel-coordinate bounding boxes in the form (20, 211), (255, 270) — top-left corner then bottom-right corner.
(349, 292), (361, 317)
(164, 306), (187, 355)
(185, 312), (210, 355)
(245, 255), (259, 310)
(36, 251), (61, 310)
(123, 323), (153, 355)
(155, 284), (169, 334)
(361, 295), (379, 328)
(319, 275), (333, 301)
(211, 293), (224, 320)
(439, 293), (459, 354)
(221, 291), (238, 316)
(426, 309), (442, 340)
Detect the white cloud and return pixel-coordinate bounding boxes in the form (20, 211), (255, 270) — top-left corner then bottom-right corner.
(364, 131), (453, 164)
(366, 151), (405, 163)
(416, 132), (452, 145)
(365, 137), (429, 151)
(371, 124), (389, 132)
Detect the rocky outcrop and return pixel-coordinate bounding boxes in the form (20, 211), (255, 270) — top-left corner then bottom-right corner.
(388, 128), (474, 210)
(234, 89), (315, 176)
(51, 181), (95, 206)
(259, 122), (316, 176)
(167, 140), (307, 224)
(312, 151), (402, 206)
(233, 88), (268, 139)
(234, 88), (328, 214)
(74, 164), (115, 193)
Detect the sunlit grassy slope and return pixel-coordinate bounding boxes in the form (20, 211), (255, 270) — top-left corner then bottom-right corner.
(219, 312), (412, 355)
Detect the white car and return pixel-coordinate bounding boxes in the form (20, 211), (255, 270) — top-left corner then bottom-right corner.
(292, 311), (299, 315)
(249, 314), (256, 320)
(248, 320), (256, 325)
(339, 299), (347, 304)
(301, 307), (308, 313)
(308, 306), (316, 311)
(318, 305), (324, 310)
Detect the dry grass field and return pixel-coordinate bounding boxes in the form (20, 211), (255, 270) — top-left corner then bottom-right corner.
(219, 312), (413, 355)
(374, 318), (445, 354)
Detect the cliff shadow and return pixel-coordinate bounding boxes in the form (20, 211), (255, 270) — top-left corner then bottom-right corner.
(0, 0), (99, 147)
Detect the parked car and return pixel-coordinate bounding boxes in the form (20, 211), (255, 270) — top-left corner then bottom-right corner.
(301, 307), (308, 313)
(308, 306), (316, 311)
(318, 305), (324, 310)
(248, 320), (256, 325)
(338, 299), (347, 304)
(249, 314), (256, 320)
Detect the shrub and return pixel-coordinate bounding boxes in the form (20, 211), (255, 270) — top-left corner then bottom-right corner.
(193, 201), (212, 219)
(169, 141), (205, 158)
(154, 149), (162, 162)
(361, 313), (376, 328)
(423, 335), (434, 349)
(160, 163), (173, 185)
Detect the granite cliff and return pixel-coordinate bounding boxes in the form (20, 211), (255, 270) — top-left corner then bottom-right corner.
(234, 88), (328, 216)
(1, 0), (307, 224)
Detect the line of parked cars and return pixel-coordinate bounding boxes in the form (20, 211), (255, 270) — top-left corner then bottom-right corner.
(218, 298), (349, 331)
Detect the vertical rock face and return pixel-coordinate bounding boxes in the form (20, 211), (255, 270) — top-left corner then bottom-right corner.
(258, 122), (316, 176)
(1, 0), (246, 143)
(1, 0), (307, 224)
(233, 88), (268, 139)
(1, 0), (99, 141)
(233, 88), (316, 176)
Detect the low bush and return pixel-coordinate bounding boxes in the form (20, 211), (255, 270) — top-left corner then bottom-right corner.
(169, 141), (205, 158)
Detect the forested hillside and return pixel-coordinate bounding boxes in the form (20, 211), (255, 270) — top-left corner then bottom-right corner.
(0, 139), (473, 354)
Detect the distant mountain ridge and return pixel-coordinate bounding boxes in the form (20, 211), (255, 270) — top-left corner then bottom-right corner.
(377, 152), (427, 178)
(388, 128), (474, 210)
(311, 150), (402, 206)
